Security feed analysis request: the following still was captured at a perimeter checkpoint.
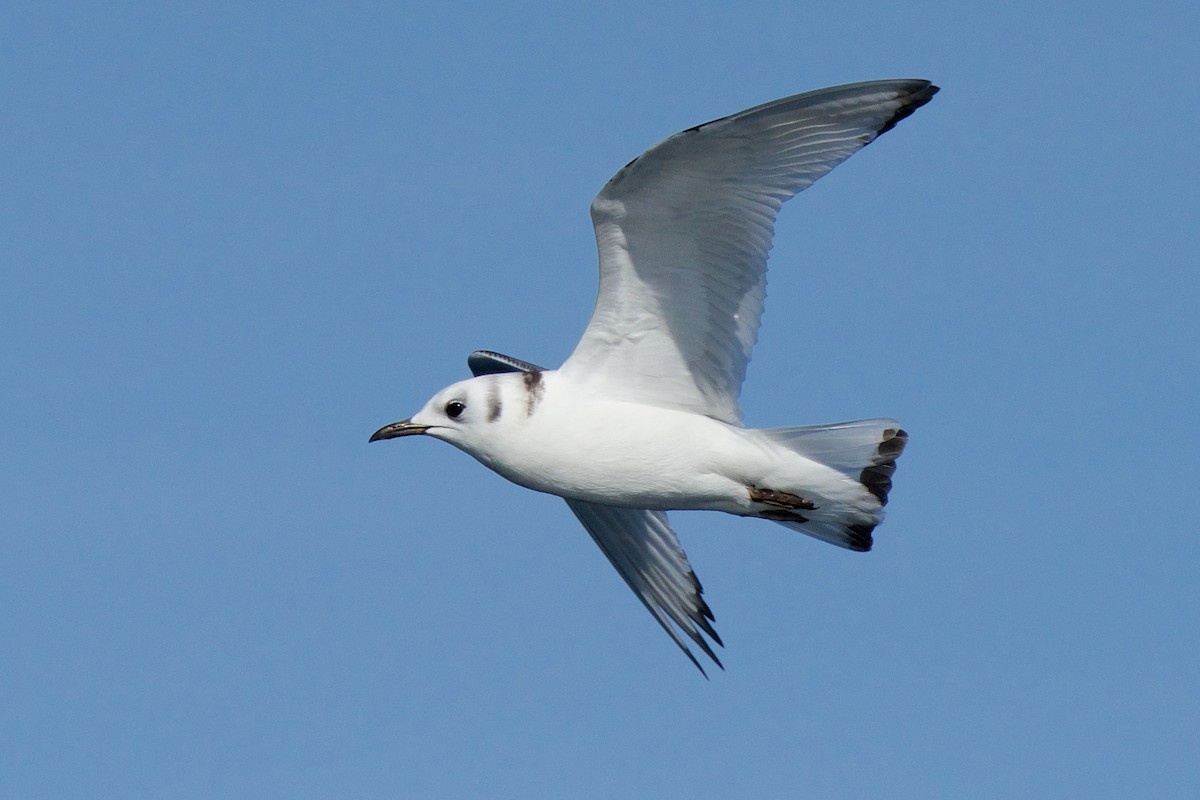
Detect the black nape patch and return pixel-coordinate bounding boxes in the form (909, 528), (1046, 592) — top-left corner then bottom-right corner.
(523, 370), (545, 416)
(860, 428), (908, 505)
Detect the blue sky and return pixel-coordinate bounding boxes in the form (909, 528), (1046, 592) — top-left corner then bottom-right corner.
(3, 2), (1198, 798)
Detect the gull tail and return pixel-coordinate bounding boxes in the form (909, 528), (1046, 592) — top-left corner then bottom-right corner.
(755, 419), (908, 552)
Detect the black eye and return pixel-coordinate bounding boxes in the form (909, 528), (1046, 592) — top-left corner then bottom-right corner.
(445, 400), (466, 419)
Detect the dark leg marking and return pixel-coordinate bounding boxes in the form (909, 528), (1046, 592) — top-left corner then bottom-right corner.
(522, 369), (545, 416)
(748, 485), (817, 511)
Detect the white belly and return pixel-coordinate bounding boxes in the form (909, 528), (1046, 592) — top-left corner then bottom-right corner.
(479, 390), (759, 510)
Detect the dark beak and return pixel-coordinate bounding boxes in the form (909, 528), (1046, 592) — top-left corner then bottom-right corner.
(369, 419), (430, 442)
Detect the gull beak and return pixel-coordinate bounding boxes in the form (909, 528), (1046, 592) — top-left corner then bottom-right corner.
(369, 419), (430, 442)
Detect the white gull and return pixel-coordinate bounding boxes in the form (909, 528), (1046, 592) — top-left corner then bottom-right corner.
(372, 80), (938, 674)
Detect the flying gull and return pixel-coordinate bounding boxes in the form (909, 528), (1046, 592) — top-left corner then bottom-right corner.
(371, 80), (938, 675)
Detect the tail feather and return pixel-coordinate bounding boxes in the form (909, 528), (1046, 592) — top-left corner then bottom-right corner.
(859, 428), (907, 505)
(770, 517), (878, 552)
(755, 419), (908, 551)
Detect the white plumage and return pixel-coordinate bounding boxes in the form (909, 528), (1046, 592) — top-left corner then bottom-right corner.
(372, 80), (937, 674)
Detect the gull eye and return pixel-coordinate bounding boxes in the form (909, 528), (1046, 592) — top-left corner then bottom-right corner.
(444, 400), (466, 419)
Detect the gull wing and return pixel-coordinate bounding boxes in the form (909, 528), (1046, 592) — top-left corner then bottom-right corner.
(467, 350), (546, 376)
(564, 499), (722, 676)
(560, 80), (938, 423)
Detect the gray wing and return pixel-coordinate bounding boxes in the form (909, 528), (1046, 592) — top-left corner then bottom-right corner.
(564, 499), (722, 675)
(560, 80), (938, 423)
(467, 350), (546, 376)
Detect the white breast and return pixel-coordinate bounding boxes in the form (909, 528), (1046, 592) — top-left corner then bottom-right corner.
(470, 370), (759, 509)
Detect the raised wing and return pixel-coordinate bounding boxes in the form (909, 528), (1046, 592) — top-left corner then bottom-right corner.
(560, 80), (938, 423)
(467, 350), (546, 376)
(565, 499), (722, 676)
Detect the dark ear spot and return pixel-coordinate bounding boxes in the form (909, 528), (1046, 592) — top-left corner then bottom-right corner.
(487, 382), (502, 422)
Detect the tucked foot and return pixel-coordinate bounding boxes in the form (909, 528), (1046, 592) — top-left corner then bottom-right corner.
(747, 485), (817, 511)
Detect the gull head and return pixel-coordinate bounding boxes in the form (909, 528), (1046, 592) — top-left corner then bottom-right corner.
(369, 376), (501, 452)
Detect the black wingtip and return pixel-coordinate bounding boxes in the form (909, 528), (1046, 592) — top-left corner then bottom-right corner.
(687, 649), (711, 680)
(875, 82), (940, 138)
(682, 643), (724, 680)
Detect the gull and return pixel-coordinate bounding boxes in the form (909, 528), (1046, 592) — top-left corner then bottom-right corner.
(371, 80), (938, 675)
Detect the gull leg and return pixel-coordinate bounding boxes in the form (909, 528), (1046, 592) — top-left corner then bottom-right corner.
(747, 485), (817, 510)
(747, 485), (817, 523)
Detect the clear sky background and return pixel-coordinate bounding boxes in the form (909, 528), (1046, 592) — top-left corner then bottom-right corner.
(4, 2), (1198, 798)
